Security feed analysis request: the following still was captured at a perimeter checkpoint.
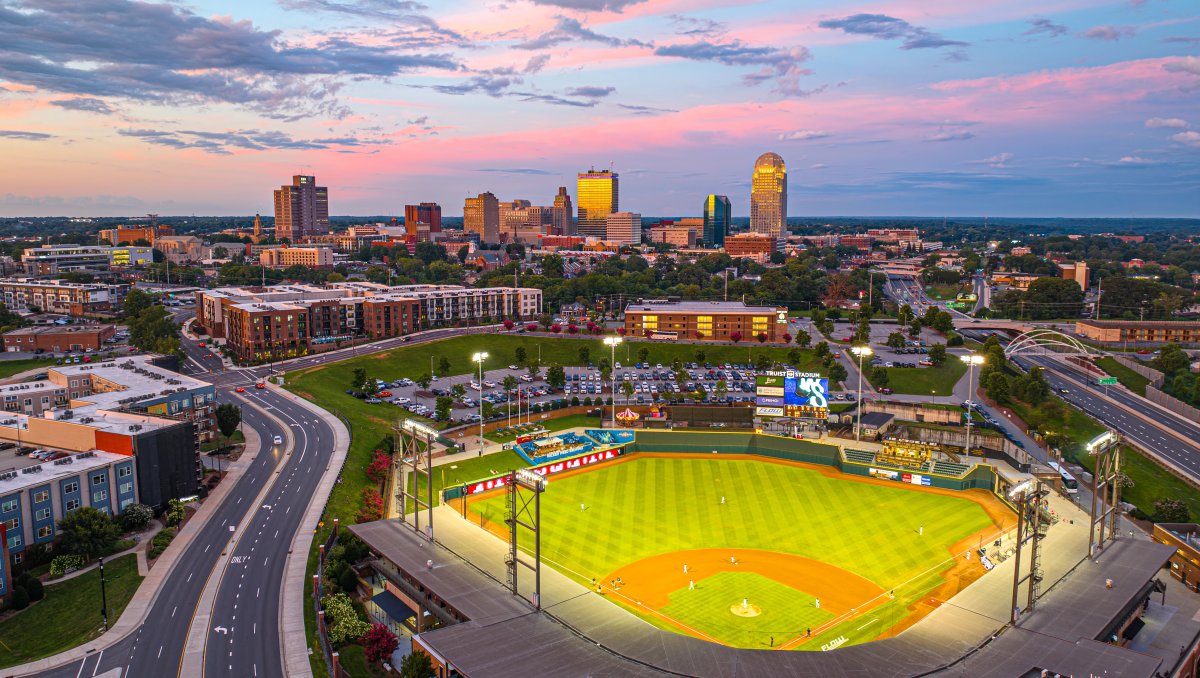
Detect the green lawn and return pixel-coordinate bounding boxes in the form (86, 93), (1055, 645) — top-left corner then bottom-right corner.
(471, 456), (994, 649)
(201, 429), (245, 453)
(0, 358), (54, 380)
(0, 554), (142, 668)
(484, 413), (603, 442)
(924, 284), (965, 301)
(869, 359), (966, 397)
(407, 449), (529, 507)
(661, 572), (832, 649)
(1095, 357), (1152, 396)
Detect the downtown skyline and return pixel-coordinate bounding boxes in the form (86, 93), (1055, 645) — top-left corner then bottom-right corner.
(0, 0), (1198, 218)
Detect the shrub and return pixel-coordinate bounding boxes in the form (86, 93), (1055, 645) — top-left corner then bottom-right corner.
(50, 554), (85, 577)
(322, 593), (371, 646)
(1153, 498), (1190, 523)
(148, 527), (176, 559)
(24, 578), (44, 602)
(365, 449), (390, 484)
(119, 503), (154, 532)
(357, 488), (384, 523)
(362, 623), (400, 664)
(338, 566), (359, 594)
(164, 499), (186, 527)
(10, 586), (29, 611)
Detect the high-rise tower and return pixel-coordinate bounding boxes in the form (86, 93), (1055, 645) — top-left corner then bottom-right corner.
(703, 195), (731, 247)
(552, 187), (574, 235)
(749, 153), (786, 240)
(273, 175), (329, 242)
(464, 192), (500, 244)
(576, 169), (618, 239)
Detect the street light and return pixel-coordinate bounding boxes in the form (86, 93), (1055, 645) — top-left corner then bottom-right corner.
(961, 353), (986, 456)
(472, 352), (488, 457)
(850, 345), (873, 442)
(603, 336), (623, 426)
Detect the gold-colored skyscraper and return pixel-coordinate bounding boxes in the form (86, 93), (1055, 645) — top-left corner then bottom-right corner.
(750, 153), (786, 240)
(576, 169), (618, 239)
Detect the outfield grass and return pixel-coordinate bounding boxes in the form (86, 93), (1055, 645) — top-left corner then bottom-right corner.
(0, 554), (142, 668)
(869, 359), (966, 397)
(471, 456), (995, 649)
(1095, 357), (1151, 396)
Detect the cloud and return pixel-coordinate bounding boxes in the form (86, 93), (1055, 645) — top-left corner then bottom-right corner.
(523, 54), (551, 74)
(668, 14), (725, 38)
(0, 0), (459, 119)
(477, 168), (556, 175)
(528, 0), (647, 12)
(565, 85), (614, 98)
(926, 130), (976, 142)
(1164, 57), (1200, 76)
(818, 14), (968, 51)
(777, 130), (829, 141)
(516, 17), (645, 49)
(116, 127), (379, 154)
(1164, 36), (1200, 44)
(1172, 131), (1200, 148)
(617, 103), (678, 115)
(1145, 117), (1189, 129)
(971, 152), (1013, 168)
(1117, 155), (1156, 165)
(1024, 18), (1067, 38)
(49, 97), (116, 115)
(653, 40), (813, 95)
(1082, 25), (1136, 41)
(0, 129), (54, 140)
(511, 91), (599, 107)
(428, 74), (521, 97)
(278, 0), (426, 18)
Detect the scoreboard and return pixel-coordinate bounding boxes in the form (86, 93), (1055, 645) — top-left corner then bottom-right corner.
(755, 371), (829, 419)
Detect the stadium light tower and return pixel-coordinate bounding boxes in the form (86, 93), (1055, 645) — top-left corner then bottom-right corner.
(850, 345), (873, 441)
(603, 336), (623, 426)
(961, 353), (985, 456)
(473, 352), (489, 456)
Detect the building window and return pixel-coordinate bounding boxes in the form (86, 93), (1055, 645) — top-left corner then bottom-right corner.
(65, 499), (80, 511)
(642, 315), (658, 330)
(35, 508), (50, 521)
(120, 482), (132, 495)
(37, 526), (51, 539)
(752, 316), (768, 333)
(93, 490), (107, 503)
(12, 551), (21, 563)
(3, 517), (18, 531)
(33, 490), (48, 503)
(119, 467), (132, 478)
(696, 315), (713, 337)
(92, 475), (106, 486)
(0, 499), (16, 513)
(64, 482), (78, 494)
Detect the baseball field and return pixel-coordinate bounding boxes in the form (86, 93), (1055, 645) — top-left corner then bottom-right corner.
(467, 453), (1014, 650)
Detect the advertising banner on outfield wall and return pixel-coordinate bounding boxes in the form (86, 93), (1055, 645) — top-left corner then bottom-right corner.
(869, 467), (898, 480)
(465, 447), (626, 496)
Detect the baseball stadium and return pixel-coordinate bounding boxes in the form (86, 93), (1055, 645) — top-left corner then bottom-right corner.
(348, 428), (1181, 677)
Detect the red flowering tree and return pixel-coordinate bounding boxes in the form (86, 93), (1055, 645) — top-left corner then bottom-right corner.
(730, 331), (742, 343)
(525, 323), (538, 332)
(757, 332), (768, 343)
(366, 449), (390, 484)
(503, 319), (514, 330)
(361, 623), (399, 663)
(643, 329), (653, 338)
(617, 327), (627, 336)
(782, 332), (792, 343)
(550, 324), (562, 333)
(356, 488), (384, 523)
(694, 332), (704, 340)
(567, 324), (578, 335)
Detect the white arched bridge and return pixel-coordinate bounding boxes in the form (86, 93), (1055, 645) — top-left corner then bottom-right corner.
(1003, 328), (1096, 359)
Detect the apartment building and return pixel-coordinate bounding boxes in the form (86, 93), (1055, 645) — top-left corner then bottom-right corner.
(259, 246), (335, 269)
(2, 324), (116, 353)
(0, 278), (121, 316)
(624, 300), (789, 343)
(21, 244), (153, 275)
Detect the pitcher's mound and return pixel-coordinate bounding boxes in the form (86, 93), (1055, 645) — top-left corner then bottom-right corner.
(730, 602), (762, 617)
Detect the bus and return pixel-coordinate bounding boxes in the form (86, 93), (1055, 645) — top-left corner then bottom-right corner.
(1047, 461), (1079, 494)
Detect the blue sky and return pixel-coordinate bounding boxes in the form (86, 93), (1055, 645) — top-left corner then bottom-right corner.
(0, 0), (1197, 217)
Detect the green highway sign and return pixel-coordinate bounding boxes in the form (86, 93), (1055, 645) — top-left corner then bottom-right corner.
(1097, 377), (1118, 386)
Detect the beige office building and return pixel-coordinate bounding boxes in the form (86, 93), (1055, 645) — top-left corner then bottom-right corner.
(605, 212), (641, 246)
(273, 175), (330, 241)
(464, 192), (500, 244)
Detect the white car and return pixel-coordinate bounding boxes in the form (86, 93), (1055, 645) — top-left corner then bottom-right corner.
(273, 435), (283, 445)
(520, 375), (533, 382)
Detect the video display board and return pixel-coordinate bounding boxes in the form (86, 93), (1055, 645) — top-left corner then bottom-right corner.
(755, 371), (829, 419)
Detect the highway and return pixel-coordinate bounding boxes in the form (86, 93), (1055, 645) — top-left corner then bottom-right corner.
(27, 335), (334, 678)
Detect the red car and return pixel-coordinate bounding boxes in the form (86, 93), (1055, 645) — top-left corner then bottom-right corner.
(255, 382), (266, 389)
(377, 391), (393, 398)
(198, 342), (206, 348)
(236, 387), (246, 393)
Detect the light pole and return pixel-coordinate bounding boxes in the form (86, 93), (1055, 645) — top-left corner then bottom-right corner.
(99, 556), (108, 632)
(961, 353), (985, 456)
(603, 336), (623, 427)
(473, 352), (488, 456)
(850, 345), (872, 442)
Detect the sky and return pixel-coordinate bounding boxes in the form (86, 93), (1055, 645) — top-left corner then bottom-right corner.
(0, 0), (1198, 218)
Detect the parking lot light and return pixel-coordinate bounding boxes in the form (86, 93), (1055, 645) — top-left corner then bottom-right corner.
(472, 352), (488, 456)
(850, 345), (873, 442)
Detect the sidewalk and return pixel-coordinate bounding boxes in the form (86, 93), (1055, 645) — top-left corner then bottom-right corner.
(5, 410), (268, 677)
(47, 519), (162, 585)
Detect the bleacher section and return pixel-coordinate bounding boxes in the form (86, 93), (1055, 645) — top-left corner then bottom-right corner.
(932, 460), (974, 477)
(843, 449), (877, 465)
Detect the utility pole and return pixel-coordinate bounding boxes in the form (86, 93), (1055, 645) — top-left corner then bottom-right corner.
(1095, 276), (1102, 320)
(99, 557), (109, 632)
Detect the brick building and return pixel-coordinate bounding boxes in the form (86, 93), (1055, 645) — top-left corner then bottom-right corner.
(1152, 523), (1200, 592)
(1075, 320), (1200, 344)
(624, 300), (788, 342)
(0, 278), (121, 316)
(722, 233), (779, 262)
(2, 324), (116, 353)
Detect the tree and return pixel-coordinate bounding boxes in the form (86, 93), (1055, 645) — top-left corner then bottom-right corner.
(57, 507), (119, 561)
(23, 577), (43, 602)
(788, 348), (804, 366)
(898, 304), (913, 326)
(482, 401), (496, 419)
(399, 651), (434, 678)
(794, 329), (811, 348)
(694, 348), (706, 363)
(456, 245), (471, 264)
(871, 366), (890, 388)
(416, 373), (432, 390)
(437, 356), (451, 376)
(119, 503), (153, 532)
(546, 365), (566, 391)
(1154, 343), (1190, 374)
(730, 331), (742, 343)
(637, 347), (650, 364)
(362, 623), (400, 664)
(451, 384), (466, 399)
(814, 341), (830, 359)
(122, 288), (153, 318)
(366, 450), (390, 484)
(578, 346), (591, 364)
(986, 372), (1010, 404)
(527, 358), (541, 380)
(435, 396), (453, 421)
(1153, 498), (1190, 523)
(503, 375), (518, 394)
(621, 380), (635, 403)
(515, 346), (528, 365)
(164, 498), (186, 526)
(323, 593), (372, 645)
(928, 343), (947, 366)
(931, 311), (954, 334)
(909, 319), (922, 337)
(756, 332), (768, 343)
(215, 403), (242, 450)
(10, 586), (29, 611)
(352, 368), (368, 391)
(828, 362), (848, 383)
(886, 332), (906, 349)
(715, 379), (728, 401)
(755, 354), (771, 371)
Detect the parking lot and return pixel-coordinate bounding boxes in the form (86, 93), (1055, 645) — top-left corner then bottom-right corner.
(336, 360), (845, 424)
